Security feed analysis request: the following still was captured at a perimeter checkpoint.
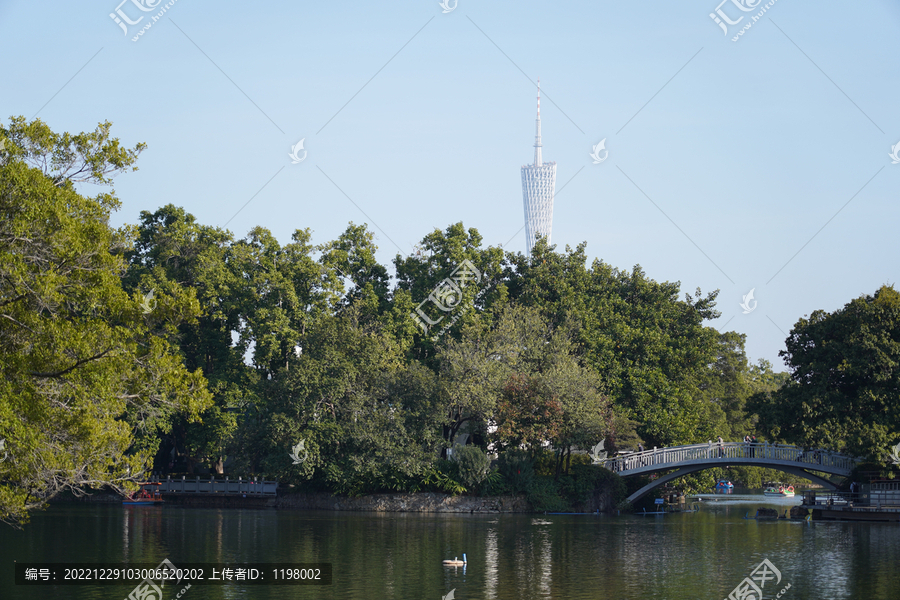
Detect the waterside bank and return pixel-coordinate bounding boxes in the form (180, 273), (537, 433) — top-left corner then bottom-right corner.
(52, 490), (534, 513)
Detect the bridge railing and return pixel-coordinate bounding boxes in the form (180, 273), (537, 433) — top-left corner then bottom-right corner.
(602, 442), (856, 474)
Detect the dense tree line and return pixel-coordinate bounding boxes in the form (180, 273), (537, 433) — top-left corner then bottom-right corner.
(2, 118), (896, 524)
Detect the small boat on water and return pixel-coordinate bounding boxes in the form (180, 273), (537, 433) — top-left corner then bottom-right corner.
(763, 484), (795, 497)
(715, 479), (734, 492)
(122, 483), (164, 505)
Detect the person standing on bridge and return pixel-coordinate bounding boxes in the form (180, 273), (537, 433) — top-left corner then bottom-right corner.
(717, 436), (724, 457)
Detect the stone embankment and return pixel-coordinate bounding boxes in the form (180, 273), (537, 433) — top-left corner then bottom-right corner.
(54, 490), (530, 512)
(55, 487), (618, 513)
(275, 491), (531, 513)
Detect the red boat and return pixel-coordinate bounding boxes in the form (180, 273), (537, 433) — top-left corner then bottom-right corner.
(122, 482), (164, 505)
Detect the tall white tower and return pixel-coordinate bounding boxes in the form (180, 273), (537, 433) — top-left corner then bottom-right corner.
(521, 78), (557, 256)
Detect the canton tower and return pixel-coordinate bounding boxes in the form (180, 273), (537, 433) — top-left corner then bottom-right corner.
(521, 78), (557, 256)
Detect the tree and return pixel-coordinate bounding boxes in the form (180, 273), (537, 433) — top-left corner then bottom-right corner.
(749, 285), (900, 460)
(257, 305), (442, 494)
(0, 118), (210, 525)
(437, 304), (551, 444)
(504, 241), (722, 447)
(319, 222), (390, 309)
(125, 204), (247, 474)
(394, 222), (506, 364)
(439, 304), (623, 477)
(2, 116), (145, 186)
(494, 374), (563, 451)
(697, 331), (752, 440)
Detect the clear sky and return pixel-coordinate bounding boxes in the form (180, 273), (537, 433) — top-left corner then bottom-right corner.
(2, 1), (898, 369)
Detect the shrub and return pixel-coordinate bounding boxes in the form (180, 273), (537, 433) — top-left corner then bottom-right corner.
(498, 449), (534, 494)
(533, 449), (594, 478)
(479, 469), (506, 496)
(527, 477), (567, 512)
(455, 445), (492, 488)
(414, 460), (466, 495)
(568, 453), (592, 468)
(533, 449), (557, 477)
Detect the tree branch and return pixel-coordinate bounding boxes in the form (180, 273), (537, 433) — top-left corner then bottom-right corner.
(29, 348), (113, 378)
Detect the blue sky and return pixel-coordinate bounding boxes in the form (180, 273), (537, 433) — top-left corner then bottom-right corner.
(2, 1), (898, 369)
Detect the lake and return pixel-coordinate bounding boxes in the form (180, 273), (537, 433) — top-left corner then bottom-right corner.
(3, 493), (900, 599)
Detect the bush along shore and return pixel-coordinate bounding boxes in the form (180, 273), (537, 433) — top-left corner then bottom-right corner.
(51, 487), (618, 514)
(52, 454), (627, 514)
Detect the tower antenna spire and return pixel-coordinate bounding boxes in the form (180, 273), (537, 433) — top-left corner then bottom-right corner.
(522, 78), (555, 256)
(534, 78), (542, 167)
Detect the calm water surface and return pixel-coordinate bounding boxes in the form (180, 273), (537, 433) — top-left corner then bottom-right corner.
(3, 494), (900, 599)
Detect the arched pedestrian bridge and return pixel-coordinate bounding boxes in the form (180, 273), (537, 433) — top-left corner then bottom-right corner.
(602, 442), (858, 503)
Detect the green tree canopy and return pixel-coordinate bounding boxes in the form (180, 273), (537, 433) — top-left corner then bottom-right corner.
(749, 285), (900, 460)
(0, 118), (210, 525)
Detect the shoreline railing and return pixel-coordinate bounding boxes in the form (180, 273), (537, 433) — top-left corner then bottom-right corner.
(602, 442), (856, 475)
(143, 475), (278, 496)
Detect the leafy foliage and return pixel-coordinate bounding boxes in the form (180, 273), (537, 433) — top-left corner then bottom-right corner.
(749, 285), (900, 460)
(454, 445), (491, 488)
(0, 118), (210, 526)
(526, 477), (568, 512)
(417, 462), (467, 495)
(18, 116), (882, 524)
(497, 449), (535, 494)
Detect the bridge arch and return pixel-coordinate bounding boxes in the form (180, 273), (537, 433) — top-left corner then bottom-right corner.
(623, 463), (840, 504)
(599, 442), (857, 504)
